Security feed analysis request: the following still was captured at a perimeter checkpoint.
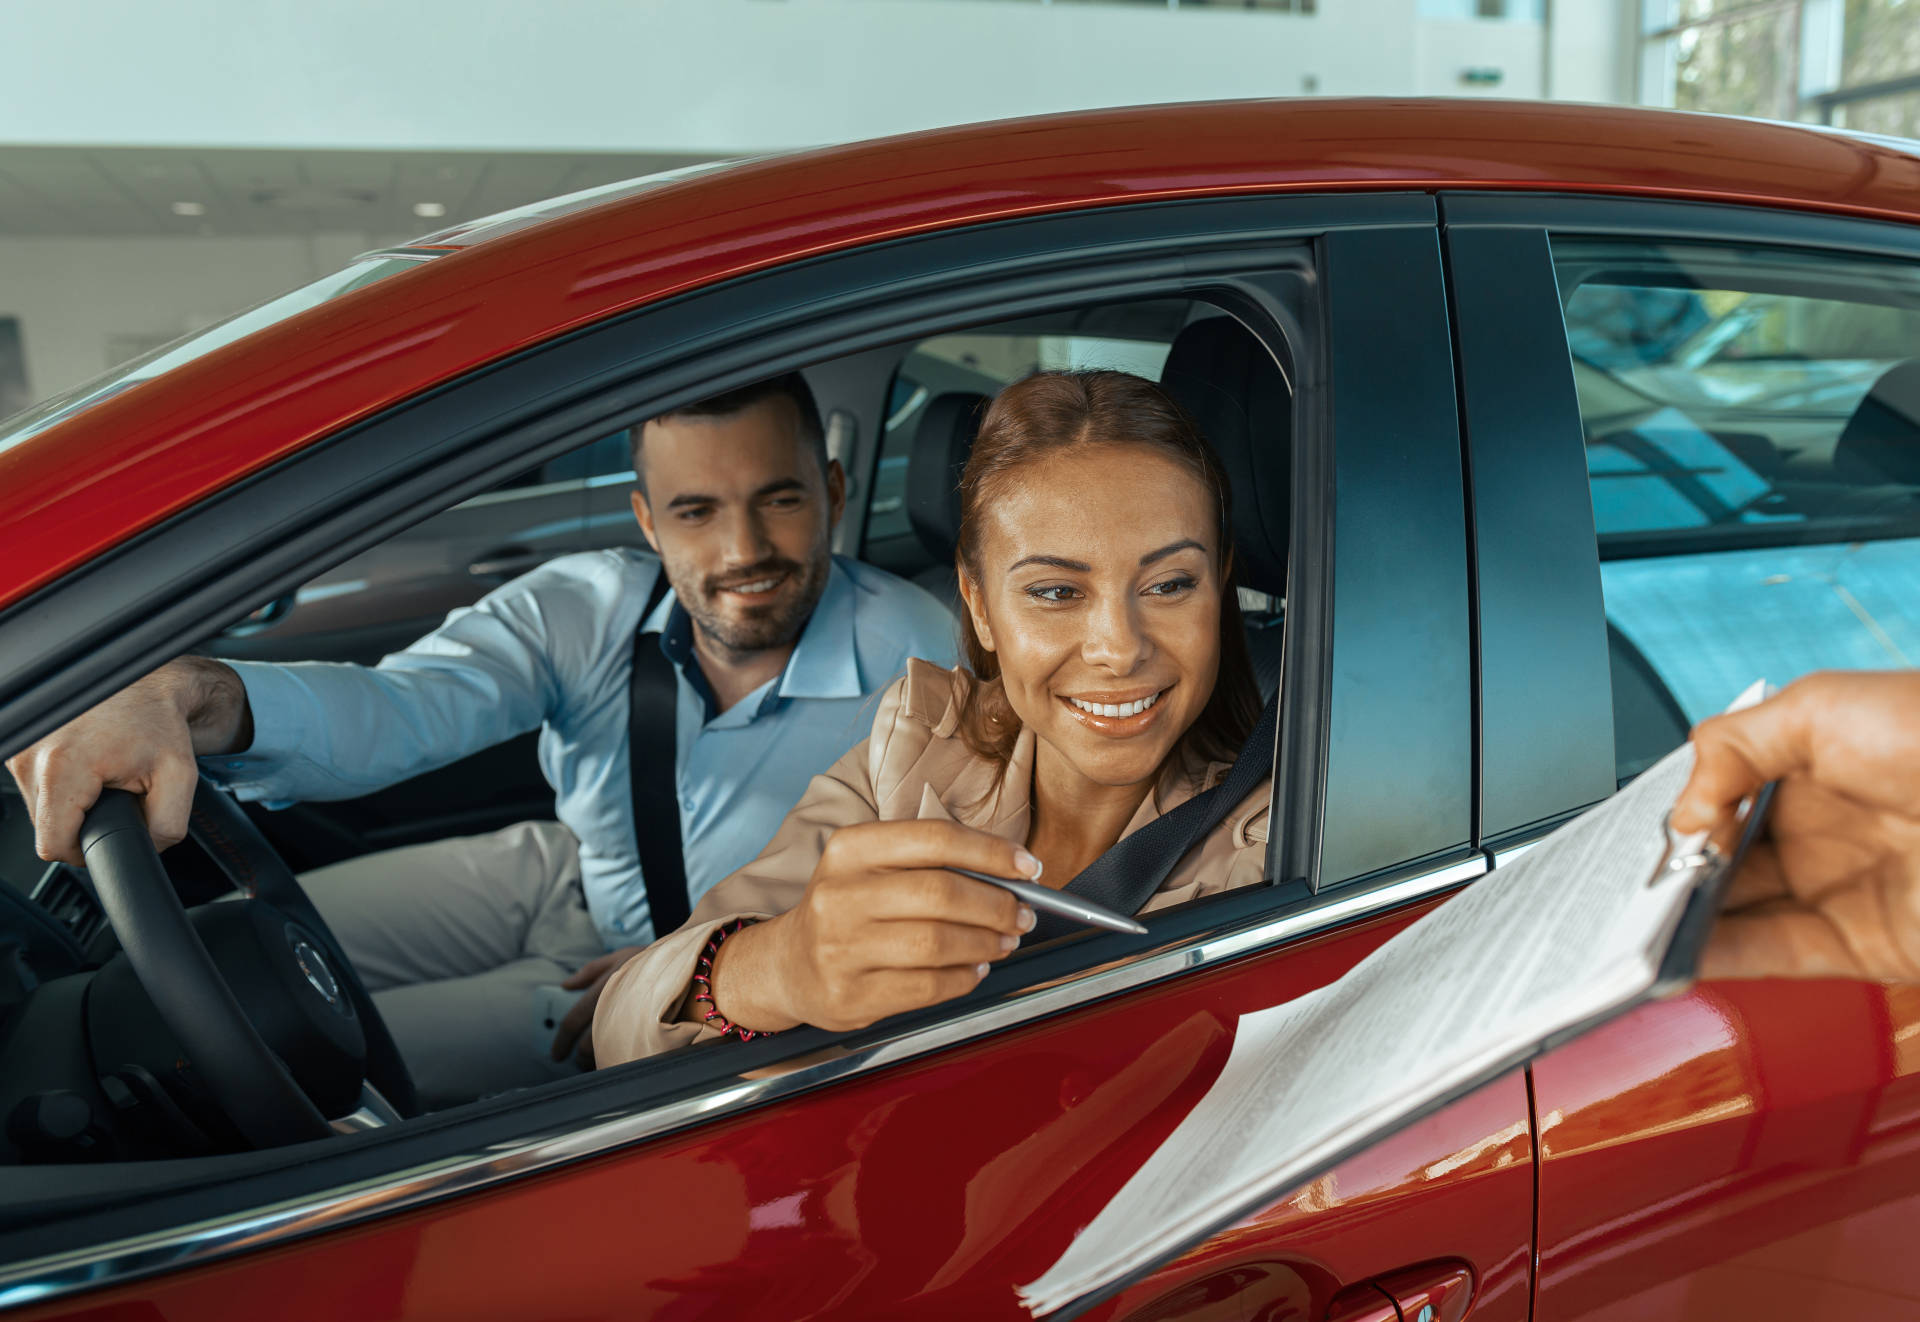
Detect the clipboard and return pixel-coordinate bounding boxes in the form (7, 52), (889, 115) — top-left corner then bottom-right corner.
(1039, 778), (1781, 1321)
(1648, 779), (1780, 998)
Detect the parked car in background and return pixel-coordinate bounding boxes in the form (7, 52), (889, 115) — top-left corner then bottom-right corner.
(3, 100), (1920, 1321)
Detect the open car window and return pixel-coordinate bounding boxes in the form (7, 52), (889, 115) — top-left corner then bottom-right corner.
(0, 198), (1487, 1315)
(1, 285), (1303, 1152)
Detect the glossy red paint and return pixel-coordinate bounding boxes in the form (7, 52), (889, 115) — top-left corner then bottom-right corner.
(7, 100), (1920, 611)
(1531, 980), (1920, 1319)
(1091, 1079), (1528, 1322)
(1377, 1260), (1475, 1322)
(13, 901), (1531, 1322)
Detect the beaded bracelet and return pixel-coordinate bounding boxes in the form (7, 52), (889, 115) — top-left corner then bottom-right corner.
(690, 918), (774, 1041)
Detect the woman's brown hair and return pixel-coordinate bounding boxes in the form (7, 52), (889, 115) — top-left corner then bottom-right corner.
(952, 369), (1263, 769)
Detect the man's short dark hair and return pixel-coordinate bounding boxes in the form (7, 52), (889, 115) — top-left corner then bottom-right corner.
(630, 372), (826, 490)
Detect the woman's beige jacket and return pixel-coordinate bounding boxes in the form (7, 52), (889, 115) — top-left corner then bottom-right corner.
(593, 659), (1271, 1065)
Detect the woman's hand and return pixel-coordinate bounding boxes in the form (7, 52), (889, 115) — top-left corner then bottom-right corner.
(1672, 670), (1920, 981)
(707, 820), (1040, 1033)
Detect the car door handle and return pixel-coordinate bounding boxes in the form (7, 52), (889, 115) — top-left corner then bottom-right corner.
(1375, 1261), (1472, 1322)
(469, 547), (547, 579)
(1325, 1283), (1399, 1322)
(1326, 1261), (1474, 1322)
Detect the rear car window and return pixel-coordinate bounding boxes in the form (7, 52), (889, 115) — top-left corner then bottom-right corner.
(1554, 238), (1920, 780)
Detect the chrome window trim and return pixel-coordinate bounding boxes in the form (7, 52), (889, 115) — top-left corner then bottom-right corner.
(0, 852), (1484, 1309)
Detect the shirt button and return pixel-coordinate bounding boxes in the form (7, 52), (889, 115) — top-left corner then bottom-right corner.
(681, 797), (695, 814)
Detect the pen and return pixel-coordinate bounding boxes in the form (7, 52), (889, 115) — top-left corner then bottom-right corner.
(946, 867), (1148, 936)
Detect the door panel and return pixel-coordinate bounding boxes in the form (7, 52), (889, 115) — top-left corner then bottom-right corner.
(15, 903), (1530, 1322)
(1100, 1071), (1532, 1322)
(1445, 197), (1920, 1322)
(207, 482), (586, 667)
(238, 733), (555, 873)
(202, 457), (609, 866)
(1533, 982), (1920, 1319)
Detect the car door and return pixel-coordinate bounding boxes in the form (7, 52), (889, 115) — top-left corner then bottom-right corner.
(1, 199), (1528, 1322)
(203, 459), (584, 670)
(195, 435), (636, 867)
(1444, 193), (1920, 1321)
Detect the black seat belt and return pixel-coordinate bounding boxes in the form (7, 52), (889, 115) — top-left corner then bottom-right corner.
(629, 571), (690, 940)
(1030, 692), (1279, 942)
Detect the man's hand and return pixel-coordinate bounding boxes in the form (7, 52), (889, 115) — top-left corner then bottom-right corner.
(4, 657), (252, 866)
(553, 946), (645, 1068)
(704, 820), (1039, 1035)
(1672, 670), (1920, 981)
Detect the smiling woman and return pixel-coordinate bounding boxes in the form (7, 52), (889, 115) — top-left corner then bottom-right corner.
(951, 370), (1261, 778)
(593, 370), (1272, 1063)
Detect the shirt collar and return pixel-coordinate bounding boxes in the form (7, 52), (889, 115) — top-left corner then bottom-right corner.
(639, 557), (863, 722)
(641, 576), (678, 636)
(776, 557), (866, 702)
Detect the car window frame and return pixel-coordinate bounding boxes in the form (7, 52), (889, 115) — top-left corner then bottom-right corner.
(0, 192), (1475, 1306)
(1438, 190), (1920, 854)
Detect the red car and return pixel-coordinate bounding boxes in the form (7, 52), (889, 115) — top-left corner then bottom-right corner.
(3, 99), (1920, 1322)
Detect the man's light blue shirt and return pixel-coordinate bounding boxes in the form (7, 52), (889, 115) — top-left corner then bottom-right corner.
(204, 551), (958, 947)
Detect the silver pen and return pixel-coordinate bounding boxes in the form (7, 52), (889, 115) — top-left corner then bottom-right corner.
(947, 867), (1148, 936)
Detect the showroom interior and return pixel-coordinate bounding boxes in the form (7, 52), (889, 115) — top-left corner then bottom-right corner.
(5, 0), (1914, 416)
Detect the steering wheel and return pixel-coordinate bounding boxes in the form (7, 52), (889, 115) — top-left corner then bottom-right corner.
(78, 778), (417, 1147)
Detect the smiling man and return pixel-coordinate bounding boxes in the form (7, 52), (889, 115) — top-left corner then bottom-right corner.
(6, 374), (957, 1107)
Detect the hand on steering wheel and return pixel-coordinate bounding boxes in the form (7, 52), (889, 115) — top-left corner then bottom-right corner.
(79, 778), (417, 1147)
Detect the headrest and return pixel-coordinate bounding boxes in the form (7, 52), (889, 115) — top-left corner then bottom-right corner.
(1836, 359), (1920, 487)
(1158, 317), (1293, 595)
(906, 391), (988, 563)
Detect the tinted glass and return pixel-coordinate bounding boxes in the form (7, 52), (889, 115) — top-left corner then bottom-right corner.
(1556, 238), (1920, 780)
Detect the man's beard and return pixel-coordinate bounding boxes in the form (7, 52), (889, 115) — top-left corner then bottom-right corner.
(681, 553), (830, 658)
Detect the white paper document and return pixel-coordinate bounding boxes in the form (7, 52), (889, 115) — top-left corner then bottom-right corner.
(1017, 713), (1757, 1317)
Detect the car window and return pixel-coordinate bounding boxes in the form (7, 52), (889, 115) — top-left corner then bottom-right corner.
(1554, 239), (1920, 781)
(864, 318), (1180, 560)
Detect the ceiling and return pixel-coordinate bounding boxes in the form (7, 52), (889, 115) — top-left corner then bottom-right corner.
(0, 145), (720, 238)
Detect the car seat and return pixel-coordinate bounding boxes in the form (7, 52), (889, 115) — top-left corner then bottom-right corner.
(905, 391), (989, 603)
(1158, 317), (1294, 701)
(1835, 358), (1920, 488)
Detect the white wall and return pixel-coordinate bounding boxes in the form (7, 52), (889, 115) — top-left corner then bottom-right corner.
(0, 231), (409, 399)
(1415, 19), (1548, 98)
(1547, 0), (1635, 103)
(0, 0), (1576, 156)
(0, 0), (1640, 406)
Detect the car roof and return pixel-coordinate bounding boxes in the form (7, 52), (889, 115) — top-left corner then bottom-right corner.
(6, 97), (1920, 610)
